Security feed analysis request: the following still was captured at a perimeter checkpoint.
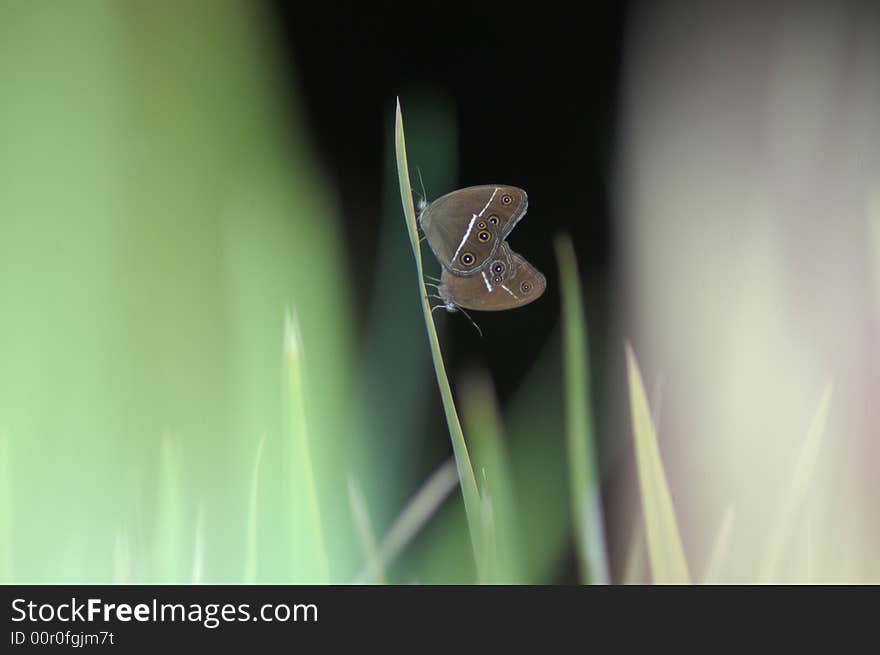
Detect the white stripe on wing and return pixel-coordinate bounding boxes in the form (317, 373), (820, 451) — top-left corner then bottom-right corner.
(500, 284), (518, 299)
(451, 215), (477, 263)
(478, 188), (499, 217)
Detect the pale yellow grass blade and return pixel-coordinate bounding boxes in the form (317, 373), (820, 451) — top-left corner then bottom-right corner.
(625, 342), (690, 584)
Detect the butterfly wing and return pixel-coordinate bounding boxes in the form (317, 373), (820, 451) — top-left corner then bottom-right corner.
(438, 241), (546, 311)
(419, 185), (527, 275)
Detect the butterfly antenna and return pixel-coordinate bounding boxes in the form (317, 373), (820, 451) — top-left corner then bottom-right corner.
(410, 165), (428, 215)
(457, 307), (483, 338)
(417, 166), (428, 207)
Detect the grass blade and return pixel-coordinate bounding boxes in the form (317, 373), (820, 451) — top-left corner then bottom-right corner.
(806, 515), (814, 584)
(622, 520), (647, 585)
(461, 371), (523, 583)
(348, 476), (385, 584)
(243, 437), (265, 584)
(0, 434), (11, 583)
(284, 309), (330, 583)
(353, 458), (459, 583)
(154, 432), (182, 582)
(759, 383), (832, 582)
(868, 193), (880, 305)
(191, 503), (206, 584)
(625, 342), (691, 584)
(555, 236), (610, 584)
(701, 505), (735, 584)
(112, 531), (132, 584)
(394, 99), (482, 574)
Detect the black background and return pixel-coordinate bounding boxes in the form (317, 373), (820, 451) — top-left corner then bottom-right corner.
(273, 1), (628, 397)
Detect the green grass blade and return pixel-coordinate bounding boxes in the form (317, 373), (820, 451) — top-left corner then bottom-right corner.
(347, 476), (385, 584)
(394, 99), (482, 574)
(284, 309), (330, 583)
(353, 458), (458, 583)
(555, 236), (610, 584)
(112, 531), (131, 584)
(243, 437), (265, 584)
(191, 503), (206, 584)
(154, 432), (182, 582)
(461, 371), (524, 583)
(478, 484), (497, 584)
(625, 342), (691, 584)
(0, 433), (10, 583)
(759, 383), (832, 582)
(701, 505), (735, 584)
(57, 534), (87, 583)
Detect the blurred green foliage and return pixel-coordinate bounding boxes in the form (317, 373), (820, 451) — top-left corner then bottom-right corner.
(0, 2), (365, 583)
(0, 2), (598, 585)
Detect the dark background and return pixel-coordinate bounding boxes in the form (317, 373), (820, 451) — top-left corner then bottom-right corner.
(273, 4), (631, 578)
(274, 1), (628, 396)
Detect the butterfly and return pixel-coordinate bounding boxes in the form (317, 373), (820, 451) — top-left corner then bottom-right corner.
(418, 185), (546, 312)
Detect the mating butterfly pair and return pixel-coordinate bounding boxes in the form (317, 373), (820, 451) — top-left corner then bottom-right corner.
(418, 185), (546, 312)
